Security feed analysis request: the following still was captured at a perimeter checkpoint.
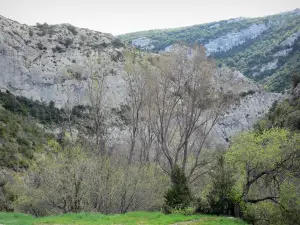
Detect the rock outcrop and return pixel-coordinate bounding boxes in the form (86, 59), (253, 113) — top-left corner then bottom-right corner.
(0, 16), (125, 108)
(204, 23), (268, 54)
(0, 15), (282, 146)
(210, 67), (282, 146)
(122, 9), (300, 91)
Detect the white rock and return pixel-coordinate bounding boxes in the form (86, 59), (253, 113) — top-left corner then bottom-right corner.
(281, 31), (300, 47)
(0, 15), (282, 148)
(259, 59), (278, 73)
(205, 23), (268, 54)
(273, 48), (292, 57)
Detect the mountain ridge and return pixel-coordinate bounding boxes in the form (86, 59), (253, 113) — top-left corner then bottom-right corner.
(119, 9), (300, 92)
(119, 9), (300, 35)
(0, 13), (282, 147)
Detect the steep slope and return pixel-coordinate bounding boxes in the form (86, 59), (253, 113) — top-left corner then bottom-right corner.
(0, 16), (125, 108)
(208, 68), (282, 146)
(0, 15), (281, 147)
(119, 9), (300, 92)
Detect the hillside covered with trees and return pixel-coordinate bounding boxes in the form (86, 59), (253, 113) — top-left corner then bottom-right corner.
(119, 9), (300, 92)
(0, 44), (299, 225)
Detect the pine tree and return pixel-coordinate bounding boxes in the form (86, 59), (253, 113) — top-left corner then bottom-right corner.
(206, 155), (236, 215)
(163, 165), (192, 213)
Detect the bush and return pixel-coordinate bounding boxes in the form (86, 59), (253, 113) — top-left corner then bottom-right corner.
(163, 165), (192, 213)
(196, 155), (237, 216)
(36, 42), (46, 50)
(66, 25), (78, 35)
(285, 110), (300, 130)
(112, 39), (124, 48)
(292, 73), (300, 88)
(11, 148), (168, 215)
(52, 45), (65, 53)
(170, 206), (196, 216)
(239, 90), (255, 97)
(64, 38), (73, 48)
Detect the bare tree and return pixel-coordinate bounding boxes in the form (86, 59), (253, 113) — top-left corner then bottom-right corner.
(124, 50), (155, 163)
(62, 84), (78, 138)
(85, 51), (110, 155)
(142, 44), (233, 180)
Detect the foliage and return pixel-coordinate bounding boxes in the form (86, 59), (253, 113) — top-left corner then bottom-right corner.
(112, 38), (125, 48)
(119, 12), (300, 92)
(291, 72), (300, 88)
(197, 155), (237, 216)
(254, 98), (300, 132)
(0, 90), (90, 127)
(239, 90), (255, 97)
(0, 107), (52, 168)
(119, 16), (266, 52)
(66, 25), (78, 35)
(170, 206), (196, 216)
(163, 165), (193, 213)
(52, 45), (65, 53)
(225, 128), (300, 224)
(28, 29), (33, 37)
(0, 90), (65, 124)
(278, 179), (300, 225)
(9, 145), (168, 215)
(36, 22), (56, 36)
(263, 49), (300, 92)
(241, 201), (281, 225)
(64, 37), (73, 47)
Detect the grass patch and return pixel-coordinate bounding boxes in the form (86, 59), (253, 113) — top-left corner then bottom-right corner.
(0, 211), (247, 225)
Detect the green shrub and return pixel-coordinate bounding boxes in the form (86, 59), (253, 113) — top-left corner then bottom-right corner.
(163, 165), (192, 213)
(292, 72), (300, 88)
(170, 206), (196, 216)
(285, 110), (300, 130)
(196, 155), (237, 216)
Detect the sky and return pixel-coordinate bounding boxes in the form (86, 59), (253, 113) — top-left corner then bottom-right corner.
(0, 0), (299, 35)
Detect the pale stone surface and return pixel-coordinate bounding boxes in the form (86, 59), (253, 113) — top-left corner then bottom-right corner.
(273, 48), (292, 57)
(281, 31), (300, 47)
(0, 15), (282, 147)
(204, 23), (268, 54)
(0, 15), (125, 108)
(293, 83), (300, 98)
(259, 59), (278, 73)
(212, 92), (283, 146)
(131, 37), (155, 50)
(210, 67), (283, 146)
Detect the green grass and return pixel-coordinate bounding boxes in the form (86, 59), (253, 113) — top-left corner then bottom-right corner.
(0, 211), (247, 225)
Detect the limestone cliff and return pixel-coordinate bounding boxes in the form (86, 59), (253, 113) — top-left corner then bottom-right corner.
(120, 9), (300, 92)
(0, 15), (282, 146)
(0, 16), (125, 108)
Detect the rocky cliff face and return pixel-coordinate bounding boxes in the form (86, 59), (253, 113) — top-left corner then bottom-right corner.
(124, 9), (300, 54)
(0, 15), (282, 146)
(120, 9), (300, 92)
(0, 16), (126, 108)
(204, 23), (267, 54)
(210, 67), (282, 146)
(157, 23), (269, 55)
